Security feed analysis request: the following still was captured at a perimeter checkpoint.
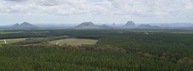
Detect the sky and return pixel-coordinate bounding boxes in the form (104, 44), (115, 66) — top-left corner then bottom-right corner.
(0, 0), (193, 25)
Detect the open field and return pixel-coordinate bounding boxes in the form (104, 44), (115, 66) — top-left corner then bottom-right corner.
(49, 38), (98, 46)
(0, 31), (24, 34)
(0, 38), (27, 44)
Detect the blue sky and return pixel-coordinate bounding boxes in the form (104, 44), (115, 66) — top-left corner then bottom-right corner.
(0, 0), (193, 25)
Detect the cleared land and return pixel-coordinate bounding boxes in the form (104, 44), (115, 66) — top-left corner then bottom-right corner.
(0, 31), (24, 34)
(0, 38), (27, 44)
(49, 38), (98, 46)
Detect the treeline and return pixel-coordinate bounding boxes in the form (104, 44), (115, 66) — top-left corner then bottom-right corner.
(0, 30), (105, 39)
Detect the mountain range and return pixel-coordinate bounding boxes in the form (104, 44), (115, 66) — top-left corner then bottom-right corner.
(75, 22), (112, 29)
(12, 22), (37, 29)
(74, 21), (161, 29)
(2, 21), (192, 30)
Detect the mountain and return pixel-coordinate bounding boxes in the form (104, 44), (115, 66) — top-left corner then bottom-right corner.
(75, 22), (99, 29)
(112, 23), (116, 26)
(137, 24), (160, 29)
(20, 22), (35, 27)
(12, 22), (37, 29)
(123, 21), (136, 28)
(156, 23), (193, 28)
(99, 24), (112, 29)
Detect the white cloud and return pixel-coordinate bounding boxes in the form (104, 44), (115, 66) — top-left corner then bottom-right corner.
(0, 0), (193, 24)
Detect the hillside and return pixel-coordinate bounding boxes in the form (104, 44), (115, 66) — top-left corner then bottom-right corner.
(12, 22), (37, 29)
(123, 21), (136, 28)
(75, 22), (99, 29)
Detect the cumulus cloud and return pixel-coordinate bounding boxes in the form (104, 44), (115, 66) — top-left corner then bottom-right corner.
(107, 0), (193, 17)
(4, 0), (27, 2)
(0, 0), (193, 23)
(1, 0), (193, 16)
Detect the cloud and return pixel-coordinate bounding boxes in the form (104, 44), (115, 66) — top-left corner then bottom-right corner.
(0, 0), (193, 23)
(106, 0), (193, 17)
(4, 0), (27, 2)
(1, 0), (192, 16)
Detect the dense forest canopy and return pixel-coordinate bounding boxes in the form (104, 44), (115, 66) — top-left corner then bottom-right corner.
(0, 29), (193, 71)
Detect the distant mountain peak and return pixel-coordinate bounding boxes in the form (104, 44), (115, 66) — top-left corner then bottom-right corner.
(78, 22), (95, 26)
(123, 21), (136, 28)
(112, 23), (116, 26)
(75, 22), (97, 28)
(12, 22), (37, 29)
(137, 24), (160, 29)
(124, 21), (135, 26)
(99, 24), (112, 29)
(20, 22), (34, 26)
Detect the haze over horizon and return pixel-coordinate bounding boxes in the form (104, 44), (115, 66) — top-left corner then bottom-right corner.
(0, 0), (193, 25)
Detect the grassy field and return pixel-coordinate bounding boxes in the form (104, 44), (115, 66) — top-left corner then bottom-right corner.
(0, 38), (27, 45)
(49, 38), (98, 46)
(0, 31), (24, 34)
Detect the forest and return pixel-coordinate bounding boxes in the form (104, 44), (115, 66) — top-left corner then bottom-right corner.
(0, 29), (193, 71)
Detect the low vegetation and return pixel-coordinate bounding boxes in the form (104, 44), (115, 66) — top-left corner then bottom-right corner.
(0, 38), (26, 45)
(49, 38), (98, 46)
